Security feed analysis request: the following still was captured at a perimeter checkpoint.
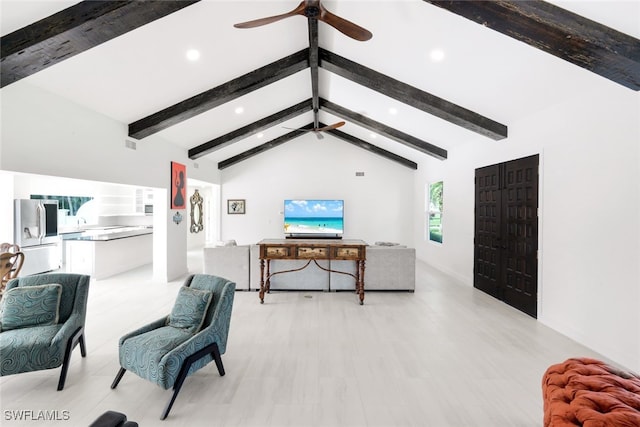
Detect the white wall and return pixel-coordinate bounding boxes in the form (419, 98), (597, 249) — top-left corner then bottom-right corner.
(0, 172), (15, 244)
(414, 82), (640, 372)
(0, 82), (220, 281)
(219, 134), (415, 246)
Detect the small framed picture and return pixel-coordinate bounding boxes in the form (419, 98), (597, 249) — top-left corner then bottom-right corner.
(227, 199), (245, 214)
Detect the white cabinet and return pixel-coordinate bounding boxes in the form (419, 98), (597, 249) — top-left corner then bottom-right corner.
(65, 233), (152, 279)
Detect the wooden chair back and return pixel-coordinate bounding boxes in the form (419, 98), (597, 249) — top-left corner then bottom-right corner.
(0, 243), (20, 253)
(1, 251), (25, 294)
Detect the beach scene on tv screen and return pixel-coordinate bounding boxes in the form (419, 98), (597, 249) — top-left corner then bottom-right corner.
(284, 200), (344, 235)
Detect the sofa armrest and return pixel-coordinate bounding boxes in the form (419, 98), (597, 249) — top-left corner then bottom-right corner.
(203, 246), (250, 290)
(364, 246), (416, 291)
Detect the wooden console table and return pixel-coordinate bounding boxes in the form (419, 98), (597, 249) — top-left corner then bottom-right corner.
(258, 239), (367, 305)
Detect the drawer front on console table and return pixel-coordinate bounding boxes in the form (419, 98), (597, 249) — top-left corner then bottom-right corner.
(332, 246), (365, 260)
(262, 246), (292, 259)
(297, 246), (328, 258)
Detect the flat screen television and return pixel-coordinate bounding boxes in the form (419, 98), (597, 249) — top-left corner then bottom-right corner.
(284, 199), (344, 239)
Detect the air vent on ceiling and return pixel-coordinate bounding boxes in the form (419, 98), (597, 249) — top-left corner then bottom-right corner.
(125, 139), (137, 150)
(355, 171), (365, 177)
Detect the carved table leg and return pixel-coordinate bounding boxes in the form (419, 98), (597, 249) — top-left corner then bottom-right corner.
(265, 260), (271, 293)
(259, 259), (265, 304)
(358, 260), (365, 305)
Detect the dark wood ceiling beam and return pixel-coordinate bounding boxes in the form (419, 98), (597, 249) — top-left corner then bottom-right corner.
(1, 1), (199, 88)
(218, 127), (310, 170)
(218, 122), (418, 170)
(319, 48), (507, 140)
(130, 49), (310, 139)
(424, 0), (640, 91)
(320, 99), (448, 160)
(189, 99), (313, 160)
(326, 128), (418, 170)
(308, 18), (320, 128)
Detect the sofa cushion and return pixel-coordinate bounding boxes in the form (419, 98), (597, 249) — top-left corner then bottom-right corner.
(0, 284), (62, 331)
(374, 241), (399, 246)
(373, 241), (407, 248)
(167, 286), (212, 333)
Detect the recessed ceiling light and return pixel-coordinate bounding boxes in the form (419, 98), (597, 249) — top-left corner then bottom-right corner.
(186, 49), (200, 61)
(430, 49), (445, 62)
(388, 107), (398, 115)
(256, 132), (264, 139)
(234, 106), (244, 114)
(370, 133), (377, 139)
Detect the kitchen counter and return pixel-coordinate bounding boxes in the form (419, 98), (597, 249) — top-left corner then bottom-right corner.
(64, 226), (153, 279)
(62, 226), (152, 241)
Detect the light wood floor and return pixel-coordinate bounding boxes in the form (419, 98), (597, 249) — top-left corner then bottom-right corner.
(1, 251), (605, 426)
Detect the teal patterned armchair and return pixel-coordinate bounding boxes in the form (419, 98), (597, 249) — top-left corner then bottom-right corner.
(111, 274), (235, 420)
(0, 273), (90, 390)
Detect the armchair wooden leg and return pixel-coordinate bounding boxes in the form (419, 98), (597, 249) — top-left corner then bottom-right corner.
(111, 367), (127, 389)
(57, 327), (85, 391)
(211, 343), (225, 376)
(79, 334), (87, 357)
(161, 379), (185, 420)
(160, 342), (223, 420)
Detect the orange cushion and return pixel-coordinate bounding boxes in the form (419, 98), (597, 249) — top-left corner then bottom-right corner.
(542, 358), (640, 427)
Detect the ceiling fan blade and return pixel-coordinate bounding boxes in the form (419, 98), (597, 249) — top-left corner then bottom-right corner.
(318, 4), (372, 41)
(314, 121), (346, 132)
(233, 1), (306, 29)
(283, 126), (313, 132)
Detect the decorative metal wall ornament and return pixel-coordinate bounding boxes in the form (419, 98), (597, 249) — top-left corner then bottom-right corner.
(190, 189), (204, 233)
(173, 211), (183, 225)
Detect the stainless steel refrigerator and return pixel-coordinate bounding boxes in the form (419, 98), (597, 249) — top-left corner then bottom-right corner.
(14, 199), (61, 275)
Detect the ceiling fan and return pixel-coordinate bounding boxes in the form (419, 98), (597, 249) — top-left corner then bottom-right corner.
(233, 0), (373, 41)
(284, 121), (346, 139)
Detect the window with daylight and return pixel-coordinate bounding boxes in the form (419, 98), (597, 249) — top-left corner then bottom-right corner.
(428, 181), (443, 243)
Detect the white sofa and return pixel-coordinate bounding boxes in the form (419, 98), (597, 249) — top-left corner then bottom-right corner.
(329, 245), (415, 291)
(203, 245), (250, 290)
(205, 243), (415, 292)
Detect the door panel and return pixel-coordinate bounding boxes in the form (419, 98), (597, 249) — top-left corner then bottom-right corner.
(474, 155), (539, 318)
(502, 156), (538, 317)
(474, 164), (502, 298)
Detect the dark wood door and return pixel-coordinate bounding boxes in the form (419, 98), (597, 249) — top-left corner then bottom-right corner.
(474, 164), (502, 299)
(474, 155), (539, 317)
